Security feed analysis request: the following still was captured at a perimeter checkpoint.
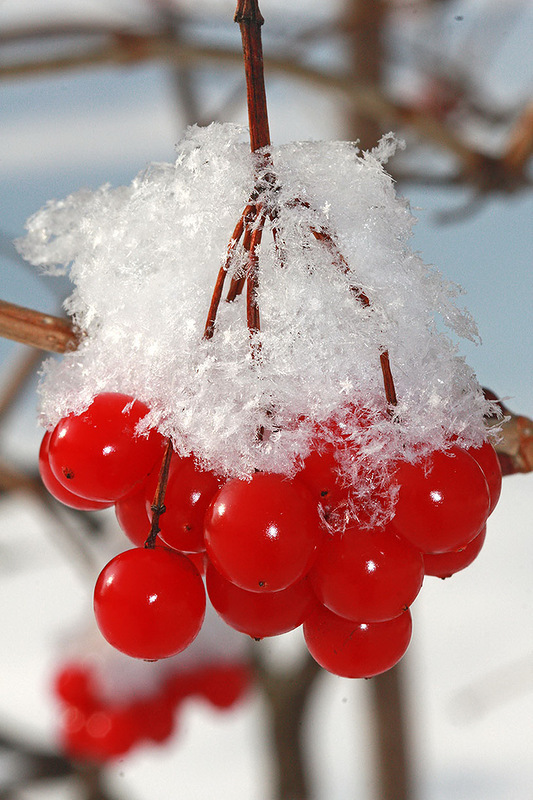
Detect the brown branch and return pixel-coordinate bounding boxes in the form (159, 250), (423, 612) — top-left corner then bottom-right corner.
(1, 30), (506, 179)
(483, 389), (533, 475)
(0, 348), (42, 422)
(503, 100), (533, 175)
(0, 300), (79, 353)
(0, 458), (41, 494)
(255, 650), (322, 800)
(343, 0), (387, 150)
(368, 663), (415, 800)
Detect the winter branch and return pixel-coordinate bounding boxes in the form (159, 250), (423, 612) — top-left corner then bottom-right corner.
(0, 300), (79, 353)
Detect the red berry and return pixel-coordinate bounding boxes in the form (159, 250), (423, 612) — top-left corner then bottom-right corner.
(423, 526), (487, 578)
(163, 669), (202, 708)
(146, 455), (219, 553)
(195, 664), (251, 709)
(298, 405), (374, 515)
(309, 521), (424, 622)
(54, 663), (97, 710)
(39, 433), (111, 510)
(304, 604), (412, 678)
(206, 562), (317, 638)
(465, 441), (502, 515)
(186, 551), (207, 575)
(62, 705), (141, 761)
(204, 473), (324, 592)
(115, 480), (153, 546)
(132, 695), (175, 743)
(48, 393), (165, 502)
(93, 547), (206, 660)
(298, 446), (349, 515)
(391, 447), (490, 553)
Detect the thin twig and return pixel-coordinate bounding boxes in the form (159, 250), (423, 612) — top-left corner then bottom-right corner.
(226, 203), (260, 302)
(145, 439), (174, 549)
(245, 210), (267, 343)
(0, 300), (79, 353)
(203, 207), (250, 339)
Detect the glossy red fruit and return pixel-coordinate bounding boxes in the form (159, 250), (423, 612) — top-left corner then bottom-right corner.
(206, 562), (317, 638)
(423, 526), (487, 578)
(298, 405), (374, 515)
(39, 432), (111, 510)
(145, 455), (219, 553)
(94, 547), (206, 660)
(466, 441), (502, 515)
(391, 446), (490, 553)
(115, 480), (153, 546)
(309, 522), (424, 622)
(204, 473), (324, 592)
(48, 393), (165, 502)
(303, 604), (412, 678)
(298, 446), (349, 515)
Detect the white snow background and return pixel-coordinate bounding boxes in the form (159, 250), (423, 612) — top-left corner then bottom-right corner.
(0, 1), (532, 799)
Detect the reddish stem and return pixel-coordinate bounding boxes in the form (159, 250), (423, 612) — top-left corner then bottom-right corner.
(144, 439), (173, 549)
(226, 203), (259, 302)
(235, 0), (271, 152)
(203, 207), (250, 339)
(309, 219), (397, 407)
(246, 211), (267, 339)
(380, 350), (397, 407)
(205, 0), (398, 415)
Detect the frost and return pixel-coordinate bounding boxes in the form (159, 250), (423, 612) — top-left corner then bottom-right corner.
(16, 123), (491, 522)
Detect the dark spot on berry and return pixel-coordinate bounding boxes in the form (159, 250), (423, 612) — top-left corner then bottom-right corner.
(62, 468), (74, 480)
(185, 525), (192, 531)
(258, 580), (265, 587)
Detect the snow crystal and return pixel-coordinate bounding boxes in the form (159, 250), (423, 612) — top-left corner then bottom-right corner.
(16, 123), (494, 523)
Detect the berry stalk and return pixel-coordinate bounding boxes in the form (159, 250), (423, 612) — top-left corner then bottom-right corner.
(144, 439), (174, 549)
(234, 0), (271, 152)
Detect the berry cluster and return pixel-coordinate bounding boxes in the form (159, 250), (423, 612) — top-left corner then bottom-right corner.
(54, 658), (250, 761)
(39, 392), (502, 679)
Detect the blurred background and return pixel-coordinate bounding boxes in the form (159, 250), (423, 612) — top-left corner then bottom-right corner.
(0, 1), (532, 798)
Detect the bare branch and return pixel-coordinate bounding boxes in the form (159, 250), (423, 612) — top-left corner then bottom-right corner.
(2, 29), (530, 186)
(0, 300), (79, 353)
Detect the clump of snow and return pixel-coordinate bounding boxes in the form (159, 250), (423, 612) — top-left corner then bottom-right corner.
(17, 123), (494, 523)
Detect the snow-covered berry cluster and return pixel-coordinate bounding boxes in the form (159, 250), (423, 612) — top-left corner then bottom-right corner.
(22, 123), (502, 679)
